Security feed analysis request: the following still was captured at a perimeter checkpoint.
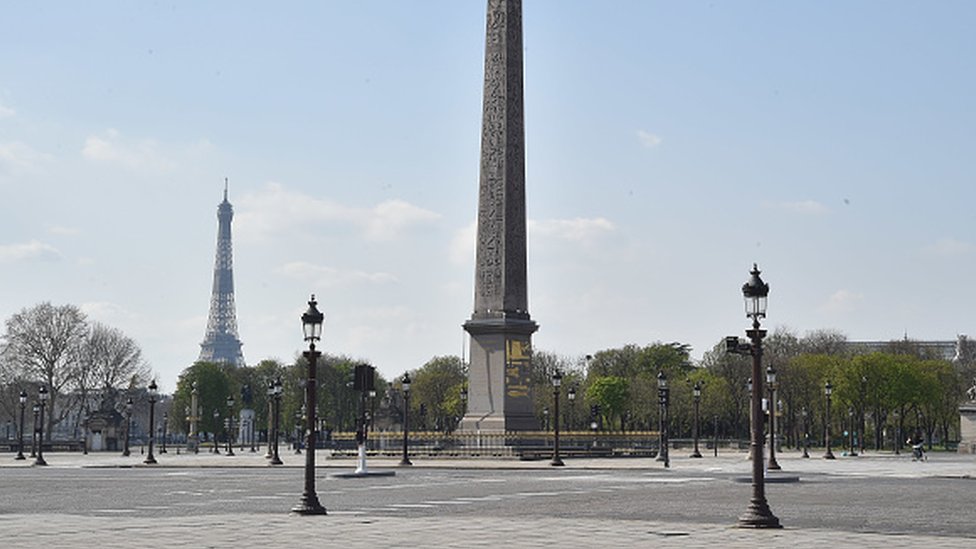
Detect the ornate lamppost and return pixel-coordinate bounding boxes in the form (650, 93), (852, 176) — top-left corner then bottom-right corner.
(292, 295), (327, 515)
(30, 402), (38, 458)
(567, 386), (576, 431)
(656, 371), (669, 468)
(399, 372), (412, 467)
(551, 370), (564, 467)
(823, 381), (835, 459)
(801, 407), (810, 458)
(212, 409), (221, 454)
(847, 407), (857, 457)
(225, 395), (236, 457)
(690, 381), (703, 458)
(190, 382), (200, 454)
(268, 377), (283, 465)
(893, 409), (901, 455)
(725, 264), (780, 528)
(35, 386), (49, 466)
(144, 380), (158, 464)
(15, 390), (26, 460)
(766, 366), (780, 471)
(265, 380), (275, 459)
(122, 397), (133, 457)
(161, 412), (168, 454)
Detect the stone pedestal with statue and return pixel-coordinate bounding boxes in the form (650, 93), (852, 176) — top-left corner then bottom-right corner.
(959, 380), (976, 454)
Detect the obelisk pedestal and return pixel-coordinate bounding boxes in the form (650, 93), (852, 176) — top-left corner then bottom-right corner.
(460, 0), (539, 434)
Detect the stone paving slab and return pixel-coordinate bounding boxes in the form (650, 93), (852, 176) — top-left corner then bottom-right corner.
(0, 513), (969, 549)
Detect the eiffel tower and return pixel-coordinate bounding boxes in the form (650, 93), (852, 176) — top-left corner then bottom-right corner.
(199, 179), (245, 366)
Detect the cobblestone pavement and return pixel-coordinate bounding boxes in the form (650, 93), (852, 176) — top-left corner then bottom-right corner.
(2, 450), (973, 548)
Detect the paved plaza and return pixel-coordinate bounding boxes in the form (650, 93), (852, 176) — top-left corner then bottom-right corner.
(1, 449), (974, 548)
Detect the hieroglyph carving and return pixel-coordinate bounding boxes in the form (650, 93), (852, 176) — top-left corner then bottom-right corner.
(474, 0), (528, 319)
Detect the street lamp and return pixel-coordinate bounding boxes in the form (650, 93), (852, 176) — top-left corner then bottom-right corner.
(30, 403), (39, 458)
(551, 370), (564, 467)
(212, 408), (221, 454)
(225, 395), (236, 456)
(766, 366), (780, 470)
(690, 381), (703, 459)
(824, 381), (835, 459)
(270, 378), (284, 465)
(144, 380), (158, 464)
(567, 386), (576, 431)
(893, 409), (901, 455)
(122, 397), (133, 457)
(801, 407), (810, 458)
(161, 412), (168, 454)
(656, 371), (670, 468)
(400, 372), (412, 467)
(292, 294), (327, 515)
(35, 386), (49, 466)
(847, 407), (856, 457)
(265, 380), (275, 459)
(726, 264), (780, 528)
(15, 390), (26, 460)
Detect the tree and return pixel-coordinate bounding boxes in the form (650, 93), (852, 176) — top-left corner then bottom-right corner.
(77, 322), (151, 429)
(1, 303), (87, 439)
(586, 376), (629, 430)
(172, 362), (233, 436)
(410, 356), (465, 432)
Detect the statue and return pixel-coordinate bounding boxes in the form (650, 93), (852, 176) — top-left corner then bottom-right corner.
(967, 378), (976, 402)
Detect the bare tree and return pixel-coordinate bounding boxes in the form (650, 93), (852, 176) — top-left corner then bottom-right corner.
(1, 303), (87, 439)
(76, 322), (151, 431)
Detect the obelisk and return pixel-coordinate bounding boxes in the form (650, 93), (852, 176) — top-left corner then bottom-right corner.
(461, 0), (539, 433)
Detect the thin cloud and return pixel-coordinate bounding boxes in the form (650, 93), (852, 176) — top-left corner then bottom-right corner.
(0, 240), (62, 263)
(636, 129), (662, 148)
(0, 141), (53, 175)
(276, 261), (397, 287)
(820, 289), (863, 314)
(81, 129), (212, 172)
(449, 221), (477, 265)
(236, 182), (440, 242)
(48, 225), (81, 236)
(0, 102), (14, 118)
(762, 200), (828, 215)
(530, 217), (616, 243)
(926, 237), (972, 257)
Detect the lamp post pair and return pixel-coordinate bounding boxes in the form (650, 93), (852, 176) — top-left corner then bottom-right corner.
(725, 264), (781, 528)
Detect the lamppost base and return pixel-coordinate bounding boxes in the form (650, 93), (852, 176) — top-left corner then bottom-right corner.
(550, 457), (565, 466)
(737, 501), (782, 529)
(33, 457), (47, 466)
(399, 458), (413, 467)
(690, 450), (703, 458)
(269, 456), (283, 466)
(291, 497), (327, 516)
(122, 450), (130, 457)
(227, 449), (235, 456)
(767, 459), (781, 470)
(823, 451), (835, 460)
(14, 453), (25, 460)
(144, 455), (157, 465)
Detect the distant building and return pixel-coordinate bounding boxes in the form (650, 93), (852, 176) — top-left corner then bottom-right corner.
(845, 334), (975, 363)
(198, 180), (245, 366)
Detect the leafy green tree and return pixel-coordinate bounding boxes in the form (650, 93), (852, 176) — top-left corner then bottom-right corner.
(586, 376), (629, 430)
(172, 361), (233, 436)
(409, 356), (465, 432)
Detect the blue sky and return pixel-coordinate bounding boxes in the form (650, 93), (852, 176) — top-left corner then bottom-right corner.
(2, 1), (975, 392)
